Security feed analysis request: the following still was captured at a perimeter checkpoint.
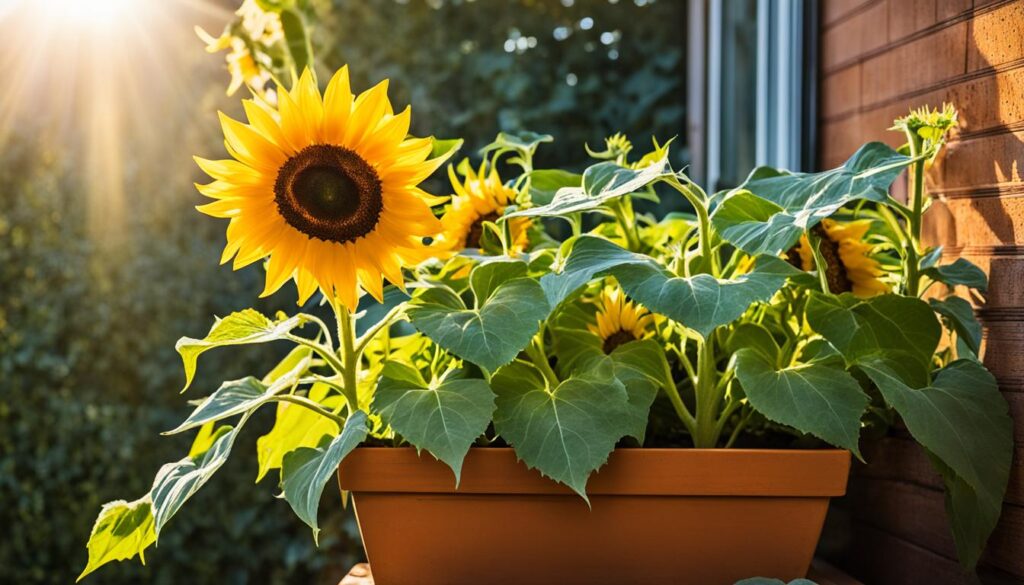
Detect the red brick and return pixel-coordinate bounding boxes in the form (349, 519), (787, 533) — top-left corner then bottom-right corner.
(936, 0), (972, 21)
(942, 131), (1024, 189)
(861, 21), (968, 104)
(969, 1), (1024, 70)
(889, 0), (937, 42)
(822, 1), (891, 71)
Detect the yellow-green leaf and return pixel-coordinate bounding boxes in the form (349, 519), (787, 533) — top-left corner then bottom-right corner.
(78, 497), (157, 581)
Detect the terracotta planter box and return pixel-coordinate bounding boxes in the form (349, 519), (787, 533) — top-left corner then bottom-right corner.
(337, 447), (850, 585)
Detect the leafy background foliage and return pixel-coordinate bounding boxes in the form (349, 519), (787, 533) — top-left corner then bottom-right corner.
(0, 0), (687, 582)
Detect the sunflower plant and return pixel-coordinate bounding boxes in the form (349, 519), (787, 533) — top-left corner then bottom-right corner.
(79, 41), (1011, 579)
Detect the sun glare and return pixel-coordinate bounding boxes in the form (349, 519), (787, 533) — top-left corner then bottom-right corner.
(40, 0), (138, 30)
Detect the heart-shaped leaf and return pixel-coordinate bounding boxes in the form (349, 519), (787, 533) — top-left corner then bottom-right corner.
(806, 293), (941, 386)
(734, 348), (868, 456)
(711, 142), (911, 255)
(491, 360), (633, 499)
(373, 362), (496, 483)
(280, 410), (369, 542)
(858, 358), (1012, 569)
(408, 277), (550, 372)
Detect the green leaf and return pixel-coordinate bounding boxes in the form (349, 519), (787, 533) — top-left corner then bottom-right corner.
(491, 360), (632, 499)
(175, 309), (308, 392)
(373, 362), (495, 482)
(507, 154), (669, 219)
(165, 377), (266, 435)
(734, 349), (868, 456)
(930, 296), (982, 355)
(711, 142), (911, 255)
(726, 323), (780, 363)
(280, 9), (311, 73)
(150, 421), (244, 535)
(78, 497), (157, 581)
(429, 137), (464, 161)
(805, 293), (941, 386)
(528, 169), (582, 207)
(469, 259), (529, 303)
(256, 383), (342, 482)
(858, 359), (1012, 569)
(542, 236), (797, 338)
(923, 258), (988, 292)
(280, 410), (369, 542)
(480, 131), (553, 157)
(407, 277), (551, 372)
(606, 339), (667, 442)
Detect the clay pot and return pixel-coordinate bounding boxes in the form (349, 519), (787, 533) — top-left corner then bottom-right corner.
(337, 447), (850, 585)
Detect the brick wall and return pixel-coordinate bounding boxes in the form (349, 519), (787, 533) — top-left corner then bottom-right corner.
(816, 1), (1024, 583)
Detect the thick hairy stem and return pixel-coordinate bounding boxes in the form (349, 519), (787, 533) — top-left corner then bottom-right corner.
(692, 334), (722, 448)
(664, 175), (715, 276)
(661, 347), (697, 436)
(270, 394), (346, 427)
(904, 130), (926, 297)
(610, 198), (643, 252)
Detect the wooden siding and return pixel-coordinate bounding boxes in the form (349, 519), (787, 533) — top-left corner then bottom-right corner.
(817, 1), (1024, 583)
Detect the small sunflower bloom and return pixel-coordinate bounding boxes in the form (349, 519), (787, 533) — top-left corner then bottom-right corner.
(194, 67), (449, 308)
(790, 219), (888, 298)
(435, 163), (531, 254)
(589, 287), (655, 354)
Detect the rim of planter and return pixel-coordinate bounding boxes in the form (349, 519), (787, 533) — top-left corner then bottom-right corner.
(338, 447), (851, 497)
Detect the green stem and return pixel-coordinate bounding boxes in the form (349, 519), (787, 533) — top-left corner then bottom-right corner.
(904, 130), (926, 297)
(353, 305), (405, 357)
(692, 334), (722, 448)
(330, 297), (361, 412)
(610, 198), (642, 252)
(724, 409), (752, 448)
(664, 175), (715, 276)
(807, 230), (832, 294)
(269, 394), (346, 427)
(526, 335), (559, 390)
(660, 350), (697, 436)
(285, 334), (345, 375)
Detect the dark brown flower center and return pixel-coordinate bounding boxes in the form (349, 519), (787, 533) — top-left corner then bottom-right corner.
(274, 144), (383, 243)
(466, 211), (500, 249)
(811, 224), (852, 294)
(602, 329), (637, 354)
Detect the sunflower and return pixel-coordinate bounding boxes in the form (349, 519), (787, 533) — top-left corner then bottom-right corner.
(434, 163), (531, 253)
(588, 287), (655, 354)
(194, 67), (449, 308)
(789, 219), (888, 297)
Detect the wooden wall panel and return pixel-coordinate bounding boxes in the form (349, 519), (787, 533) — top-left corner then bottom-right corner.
(817, 1), (1024, 583)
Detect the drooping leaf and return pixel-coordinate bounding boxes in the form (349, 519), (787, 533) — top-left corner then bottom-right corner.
(150, 422), (244, 535)
(280, 410), (369, 542)
(407, 277), (551, 372)
(507, 153), (669, 219)
(175, 309), (309, 391)
(734, 349), (868, 456)
(528, 169), (582, 207)
(805, 293), (941, 386)
(922, 258), (988, 292)
(78, 497), (157, 581)
(480, 131), (553, 157)
(930, 296), (982, 355)
(165, 377), (267, 435)
(858, 359), (1012, 569)
(491, 360), (633, 499)
(373, 362), (495, 482)
(711, 142), (911, 255)
(256, 383), (342, 482)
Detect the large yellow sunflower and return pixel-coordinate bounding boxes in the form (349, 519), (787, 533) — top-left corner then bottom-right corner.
(194, 67), (449, 308)
(790, 219), (888, 297)
(435, 163), (531, 254)
(588, 287), (655, 354)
